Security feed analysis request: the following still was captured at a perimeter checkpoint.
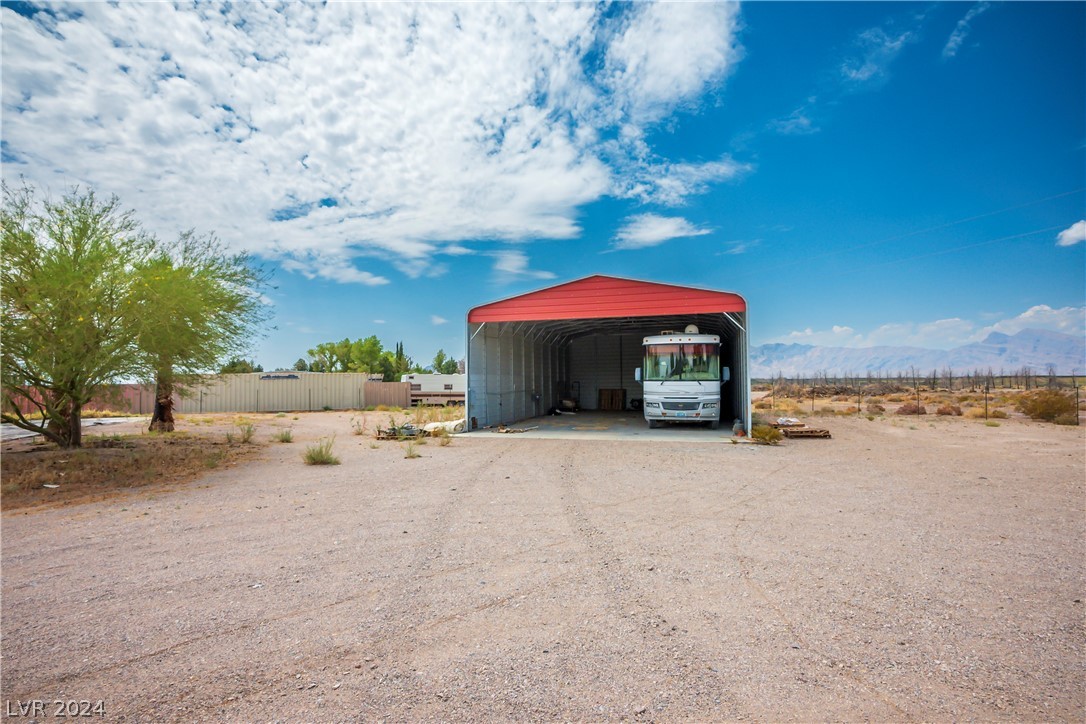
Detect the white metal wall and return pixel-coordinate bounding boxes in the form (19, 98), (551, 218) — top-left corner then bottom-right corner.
(176, 373), (408, 413)
(467, 323), (563, 428)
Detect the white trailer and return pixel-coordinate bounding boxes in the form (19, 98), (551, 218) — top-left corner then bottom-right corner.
(400, 373), (466, 406)
(635, 325), (729, 429)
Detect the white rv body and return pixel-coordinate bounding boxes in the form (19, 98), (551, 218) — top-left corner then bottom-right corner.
(638, 328), (727, 429)
(400, 373), (466, 406)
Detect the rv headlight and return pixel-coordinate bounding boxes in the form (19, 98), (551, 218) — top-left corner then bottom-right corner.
(645, 402), (661, 408)
(703, 402), (718, 409)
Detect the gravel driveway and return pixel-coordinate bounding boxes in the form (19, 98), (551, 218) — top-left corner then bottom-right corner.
(2, 413), (1083, 721)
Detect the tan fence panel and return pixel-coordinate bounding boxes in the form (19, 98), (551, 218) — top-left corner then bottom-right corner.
(364, 382), (411, 409)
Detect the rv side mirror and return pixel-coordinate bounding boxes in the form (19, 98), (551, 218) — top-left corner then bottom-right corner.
(634, 367), (642, 382)
(721, 367), (731, 383)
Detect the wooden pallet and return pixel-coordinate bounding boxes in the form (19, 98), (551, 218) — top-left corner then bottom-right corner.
(781, 427), (832, 439)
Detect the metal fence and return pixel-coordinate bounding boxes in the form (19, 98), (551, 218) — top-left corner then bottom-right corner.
(5, 374), (411, 416)
(177, 373), (409, 413)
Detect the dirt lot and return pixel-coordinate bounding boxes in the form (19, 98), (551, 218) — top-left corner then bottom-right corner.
(2, 411), (1083, 721)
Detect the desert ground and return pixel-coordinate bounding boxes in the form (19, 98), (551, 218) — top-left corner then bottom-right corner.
(2, 409), (1083, 721)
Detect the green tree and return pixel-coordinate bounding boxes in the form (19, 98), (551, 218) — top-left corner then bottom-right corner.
(293, 358), (309, 372)
(307, 340), (352, 372)
(1, 185), (151, 447)
(132, 233), (270, 432)
(348, 335), (384, 373)
(431, 349), (459, 375)
(220, 357), (264, 374)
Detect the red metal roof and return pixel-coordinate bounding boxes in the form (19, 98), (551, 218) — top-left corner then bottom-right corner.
(468, 275), (746, 323)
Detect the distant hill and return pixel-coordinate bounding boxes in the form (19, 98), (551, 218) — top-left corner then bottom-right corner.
(750, 328), (1086, 378)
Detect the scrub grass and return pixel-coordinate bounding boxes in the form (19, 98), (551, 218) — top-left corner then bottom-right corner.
(303, 436), (340, 465)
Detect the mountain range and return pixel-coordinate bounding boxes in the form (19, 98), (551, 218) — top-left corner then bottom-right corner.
(750, 328), (1086, 378)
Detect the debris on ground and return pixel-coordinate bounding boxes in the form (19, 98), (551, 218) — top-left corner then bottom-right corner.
(494, 425), (539, 434)
(423, 419), (467, 435)
(781, 427), (832, 439)
(375, 423), (425, 440)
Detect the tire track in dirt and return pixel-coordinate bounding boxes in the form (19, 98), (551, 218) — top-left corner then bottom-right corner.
(719, 465), (916, 721)
(7, 446), (521, 715)
(554, 442), (751, 720)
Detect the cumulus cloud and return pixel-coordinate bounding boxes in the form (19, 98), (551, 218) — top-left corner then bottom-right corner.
(1, 2), (743, 284)
(942, 2), (990, 60)
(1056, 220), (1086, 247)
(983, 305), (1085, 338)
(766, 306), (1086, 349)
(612, 213), (712, 251)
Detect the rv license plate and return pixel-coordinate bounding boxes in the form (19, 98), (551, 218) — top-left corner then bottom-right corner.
(676, 412), (686, 417)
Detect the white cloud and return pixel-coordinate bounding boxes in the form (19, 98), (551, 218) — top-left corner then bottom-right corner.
(717, 239), (760, 256)
(1056, 220), (1086, 247)
(612, 213), (711, 251)
(983, 305), (1086, 338)
(1, 3), (743, 284)
(431, 315), (448, 326)
(770, 106), (819, 136)
(619, 156), (750, 206)
(841, 26), (915, 87)
(373, 320), (386, 325)
(776, 325), (863, 347)
(942, 2), (990, 60)
(491, 249), (556, 283)
(866, 318), (979, 348)
(766, 306), (1086, 349)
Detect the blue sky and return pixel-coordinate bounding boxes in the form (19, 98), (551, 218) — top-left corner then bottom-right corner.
(2, 1), (1083, 370)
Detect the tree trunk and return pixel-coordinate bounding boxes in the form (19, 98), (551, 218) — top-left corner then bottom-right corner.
(69, 402), (82, 448)
(149, 378), (175, 432)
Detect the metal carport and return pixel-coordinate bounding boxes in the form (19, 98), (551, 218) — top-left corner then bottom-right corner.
(465, 275), (750, 434)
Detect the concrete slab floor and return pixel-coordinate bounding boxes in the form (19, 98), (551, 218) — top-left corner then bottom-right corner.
(467, 410), (740, 442)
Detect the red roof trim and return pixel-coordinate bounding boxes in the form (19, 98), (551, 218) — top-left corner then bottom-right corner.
(468, 275), (746, 323)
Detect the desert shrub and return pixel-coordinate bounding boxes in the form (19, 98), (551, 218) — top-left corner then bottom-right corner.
(1015, 390), (1076, 423)
(273, 429), (293, 443)
(403, 440), (420, 459)
(750, 424), (783, 445)
(886, 395), (905, 403)
(350, 416), (368, 436)
(985, 420), (1001, 427)
(936, 404), (962, 416)
(1054, 412), (1078, 426)
(866, 414), (875, 421)
(866, 402), (885, 414)
(237, 423), (256, 443)
(303, 436), (339, 465)
(964, 407), (1007, 419)
(895, 403), (926, 415)
(754, 400), (773, 410)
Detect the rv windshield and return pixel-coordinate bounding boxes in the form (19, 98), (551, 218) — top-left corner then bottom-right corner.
(643, 343), (721, 382)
